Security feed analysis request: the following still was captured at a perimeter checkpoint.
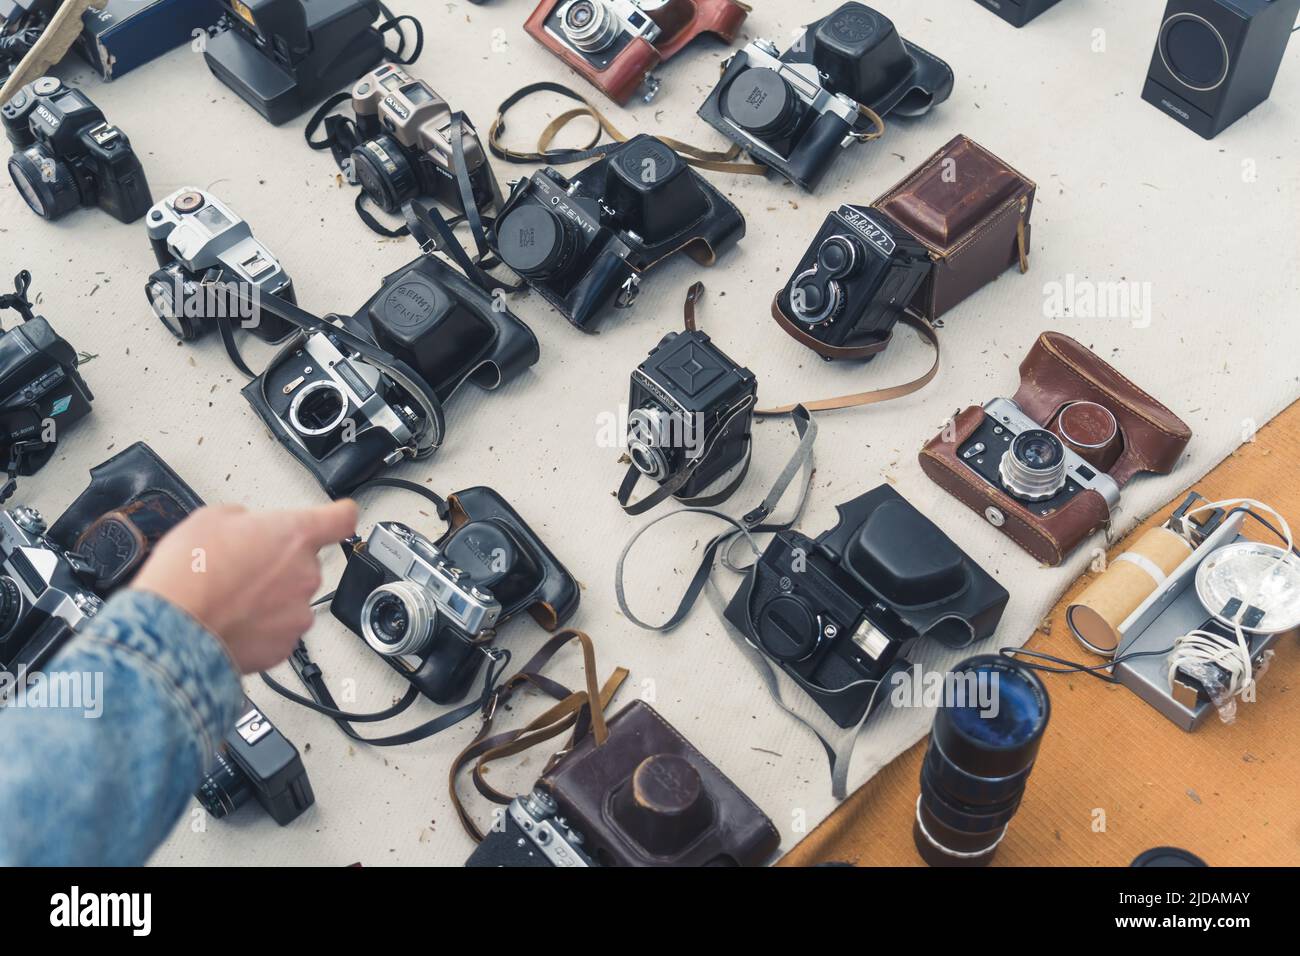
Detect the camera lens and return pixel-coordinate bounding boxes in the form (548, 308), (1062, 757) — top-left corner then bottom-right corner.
(146, 267), (204, 341)
(560, 0), (620, 53)
(351, 137), (418, 214)
(914, 655), (1050, 867)
(723, 68), (801, 140)
(998, 428), (1068, 502)
(816, 235), (859, 278)
(195, 751), (252, 819)
(7, 148), (80, 220)
(360, 581), (436, 657)
(627, 407), (673, 482)
(789, 270), (842, 327)
(496, 204), (577, 279)
(288, 380), (349, 438)
(0, 576), (23, 643)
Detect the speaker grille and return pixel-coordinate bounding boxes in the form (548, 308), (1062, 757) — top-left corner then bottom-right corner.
(1158, 13), (1230, 92)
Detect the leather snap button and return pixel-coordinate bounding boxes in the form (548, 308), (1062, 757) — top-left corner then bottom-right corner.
(984, 506), (1005, 527)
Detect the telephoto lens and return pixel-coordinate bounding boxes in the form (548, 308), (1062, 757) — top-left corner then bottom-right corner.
(913, 655), (1050, 867)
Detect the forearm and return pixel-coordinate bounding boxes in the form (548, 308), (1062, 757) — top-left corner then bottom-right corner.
(0, 590), (243, 866)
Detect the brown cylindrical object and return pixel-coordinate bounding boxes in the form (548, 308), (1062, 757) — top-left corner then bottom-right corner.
(611, 753), (713, 856)
(1068, 526), (1194, 655)
(1053, 401), (1123, 473)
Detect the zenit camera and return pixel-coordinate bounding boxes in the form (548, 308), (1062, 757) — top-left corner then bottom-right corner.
(145, 188), (296, 344)
(196, 698), (315, 826)
(725, 485), (1009, 729)
(773, 204), (932, 360)
(698, 2), (953, 191)
(331, 487), (581, 704)
(2, 76), (152, 222)
(204, 0), (391, 125)
(524, 0), (750, 105)
(466, 788), (595, 867)
(620, 327), (755, 513)
(493, 135), (744, 330)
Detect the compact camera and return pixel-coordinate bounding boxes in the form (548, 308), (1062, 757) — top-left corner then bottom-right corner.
(725, 485), (1009, 728)
(465, 788), (595, 867)
(331, 487), (580, 703)
(621, 327), (755, 512)
(3, 76), (152, 222)
(204, 0), (390, 125)
(774, 204), (932, 359)
(698, 3), (953, 191)
(145, 188), (296, 344)
(493, 135), (744, 330)
(335, 63), (498, 217)
(196, 698), (315, 825)
(525, 0), (750, 104)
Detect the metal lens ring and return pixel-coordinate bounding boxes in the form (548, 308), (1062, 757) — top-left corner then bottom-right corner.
(360, 581), (437, 657)
(627, 406), (672, 481)
(998, 428), (1068, 502)
(789, 266), (843, 327)
(288, 380), (348, 438)
(816, 235), (859, 279)
(560, 0), (620, 53)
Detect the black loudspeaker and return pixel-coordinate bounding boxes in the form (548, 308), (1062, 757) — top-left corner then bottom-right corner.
(1142, 0), (1300, 139)
(972, 0), (1066, 28)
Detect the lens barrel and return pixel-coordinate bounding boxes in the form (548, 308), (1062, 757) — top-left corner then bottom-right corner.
(998, 428), (1068, 502)
(8, 148), (80, 220)
(195, 751), (253, 819)
(913, 655), (1050, 867)
(351, 137), (418, 213)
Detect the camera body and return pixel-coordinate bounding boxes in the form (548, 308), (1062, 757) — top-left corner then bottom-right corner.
(344, 63), (497, 216)
(493, 135), (744, 330)
(774, 204), (932, 358)
(0, 506), (103, 673)
(3, 77), (152, 222)
(525, 0), (749, 104)
(625, 328), (755, 504)
(725, 485), (1009, 728)
(465, 788), (595, 867)
(204, 0), (387, 125)
(972, 0), (1066, 27)
(145, 188), (296, 344)
(196, 698), (315, 825)
(332, 487), (580, 703)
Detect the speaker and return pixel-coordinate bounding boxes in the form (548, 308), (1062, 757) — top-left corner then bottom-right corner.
(1142, 0), (1300, 139)
(971, 0), (1066, 28)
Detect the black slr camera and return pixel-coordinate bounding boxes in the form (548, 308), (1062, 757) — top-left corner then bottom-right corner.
(698, 3), (953, 191)
(725, 485), (1008, 728)
(493, 135), (745, 330)
(466, 788), (595, 867)
(775, 204), (932, 358)
(620, 326), (756, 514)
(332, 487), (581, 703)
(0, 271), (94, 483)
(3, 76), (152, 222)
(195, 698), (315, 826)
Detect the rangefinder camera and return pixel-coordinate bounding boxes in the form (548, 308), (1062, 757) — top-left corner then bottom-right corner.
(145, 188), (296, 344)
(196, 698), (315, 825)
(465, 788), (595, 867)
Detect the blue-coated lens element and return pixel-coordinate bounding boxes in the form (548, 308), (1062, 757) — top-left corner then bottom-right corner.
(947, 664), (1045, 748)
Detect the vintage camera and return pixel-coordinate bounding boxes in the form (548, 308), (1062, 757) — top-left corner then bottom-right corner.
(621, 327), (755, 512)
(774, 204), (932, 359)
(2, 76), (152, 222)
(332, 487), (580, 703)
(204, 0), (390, 125)
(493, 135), (744, 330)
(0, 271), (94, 481)
(195, 698), (315, 825)
(144, 187), (296, 344)
(336, 63), (497, 217)
(698, 3), (953, 191)
(525, 0), (750, 105)
(465, 788), (595, 867)
(725, 485), (1009, 728)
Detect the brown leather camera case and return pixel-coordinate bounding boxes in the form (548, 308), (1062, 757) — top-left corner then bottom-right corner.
(920, 333), (1192, 566)
(873, 134), (1035, 320)
(540, 699), (780, 866)
(524, 0), (750, 105)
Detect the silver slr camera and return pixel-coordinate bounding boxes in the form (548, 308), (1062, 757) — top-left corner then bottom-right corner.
(145, 187), (296, 343)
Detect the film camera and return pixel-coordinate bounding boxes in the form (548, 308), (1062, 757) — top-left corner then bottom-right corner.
(3, 76), (152, 222)
(145, 187), (296, 344)
(195, 698), (315, 825)
(203, 0), (393, 125)
(697, 2), (953, 191)
(493, 135), (744, 330)
(773, 204), (931, 360)
(619, 320), (756, 514)
(725, 485), (1009, 728)
(524, 0), (750, 105)
(331, 487), (581, 704)
(0, 270), (94, 484)
(466, 788), (595, 867)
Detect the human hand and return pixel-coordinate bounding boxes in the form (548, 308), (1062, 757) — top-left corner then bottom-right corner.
(131, 500), (358, 673)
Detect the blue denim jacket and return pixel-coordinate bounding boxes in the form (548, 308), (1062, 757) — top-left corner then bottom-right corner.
(0, 590), (243, 866)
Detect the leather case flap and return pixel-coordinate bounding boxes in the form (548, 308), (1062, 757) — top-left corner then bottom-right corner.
(656, 0), (750, 58)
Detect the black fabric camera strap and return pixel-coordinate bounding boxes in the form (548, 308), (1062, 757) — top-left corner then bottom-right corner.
(0, 270), (35, 324)
(375, 4), (425, 65)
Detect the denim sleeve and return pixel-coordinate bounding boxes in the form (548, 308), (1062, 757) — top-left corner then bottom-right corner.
(0, 590), (243, 866)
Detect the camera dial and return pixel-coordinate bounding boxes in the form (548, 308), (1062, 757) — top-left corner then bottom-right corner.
(755, 595), (822, 663)
(724, 67), (801, 140)
(11, 506), (45, 535)
(0, 576), (24, 642)
(998, 428), (1068, 502)
(560, 0), (621, 53)
(361, 580), (437, 657)
(496, 203), (578, 279)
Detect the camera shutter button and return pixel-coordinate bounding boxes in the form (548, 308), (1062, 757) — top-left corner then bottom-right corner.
(756, 595), (821, 662)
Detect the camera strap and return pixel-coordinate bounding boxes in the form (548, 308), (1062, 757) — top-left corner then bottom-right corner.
(0, 270), (35, 323)
(375, 6), (425, 65)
